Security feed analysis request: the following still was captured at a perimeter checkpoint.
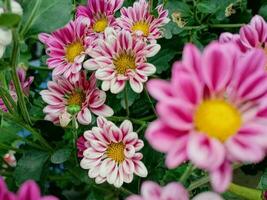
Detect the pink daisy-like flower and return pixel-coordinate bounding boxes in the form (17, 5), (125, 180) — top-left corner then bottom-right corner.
(76, 0), (123, 39)
(0, 68), (33, 112)
(84, 28), (160, 93)
(146, 42), (267, 192)
(0, 177), (58, 200)
(39, 19), (90, 81)
(220, 15), (267, 66)
(126, 181), (223, 200)
(40, 72), (113, 127)
(80, 117), (148, 188)
(77, 135), (90, 158)
(118, 0), (170, 42)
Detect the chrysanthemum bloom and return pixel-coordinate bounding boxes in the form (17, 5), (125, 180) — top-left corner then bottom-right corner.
(3, 151), (16, 167)
(220, 15), (267, 65)
(77, 135), (90, 158)
(39, 19), (90, 81)
(0, 177), (58, 200)
(126, 181), (224, 200)
(40, 72), (113, 127)
(84, 28), (160, 93)
(76, 0), (123, 39)
(118, 0), (170, 42)
(146, 42), (267, 192)
(0, 68), (33, 112)
(80, 117), (147, 188)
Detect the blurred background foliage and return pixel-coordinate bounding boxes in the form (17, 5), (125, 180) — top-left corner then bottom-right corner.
(1, 0), (267, 199)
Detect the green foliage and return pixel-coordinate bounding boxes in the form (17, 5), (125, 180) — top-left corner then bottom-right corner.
(50, 148), (71, 164)
(0, 13), (21, 28)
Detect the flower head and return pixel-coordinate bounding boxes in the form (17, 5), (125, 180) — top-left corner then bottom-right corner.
(84, 28), (160, 93)
(39, 19), (90, 81)
(40, 72), (113, 127)
(76, 0), (123, 39)
(146, 42), (267, 192)
(80, 117), (147, 188)
(125, 181), (223, 200)
(0, 68), (33, 112)
(118, 0), (170, 42)
(77, 135), (90, 158)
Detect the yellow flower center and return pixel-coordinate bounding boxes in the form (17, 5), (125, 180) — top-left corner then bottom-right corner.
(132, 21), (150, 37)
(194, 99), (242, 142)
(93, 18), (108, 33)
(113, 53), (136, 75)
(107, 142), (125, 163)
(67, 90), (85, 106)
(65, 41), (84, 63)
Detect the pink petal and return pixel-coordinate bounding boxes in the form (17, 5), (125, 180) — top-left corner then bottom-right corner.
(192, 192), (224, 200)
(77, 108), (92, 125)
(147, 79), (173, 101)
(161, 182), (189, 200)
(141, 181), (162, 199)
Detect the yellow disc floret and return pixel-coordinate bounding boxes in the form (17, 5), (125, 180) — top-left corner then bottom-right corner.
(65, 41), (84, 63)
(107, 142), (125, 163)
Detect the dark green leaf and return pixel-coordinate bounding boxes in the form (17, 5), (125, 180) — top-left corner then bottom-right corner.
(0, 13), (21, 28)
(51, 148), (71, 164)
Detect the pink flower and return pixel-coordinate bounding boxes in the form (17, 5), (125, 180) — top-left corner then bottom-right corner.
(0, 177), (58, 200)
(0, 68), (33, 112)
(125, 181), (223, 200)
(84, 28), (160, 93)
(146, 42), (267, 192)
(118, 0), (170, 42)
(3, 151), (16, 167)
(39, 19), (89, 81)
(76, 0), (123, 39)
(77, 135), (90, 158)
(40, 72), (113, 126)
(80, 117), (147, 188)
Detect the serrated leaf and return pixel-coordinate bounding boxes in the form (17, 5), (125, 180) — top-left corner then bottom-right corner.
(51, 148), (71, 164)
(0, 13), (21, 28)
(14, 150), (49, 185)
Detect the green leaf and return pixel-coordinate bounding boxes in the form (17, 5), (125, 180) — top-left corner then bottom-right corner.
(259, 4), (267, 21)
(21, 0), (72, 35)
(197, 1), (218, 14)
(51, 148), (71, 164)
(14, 150), (49, 185)
(0, 127), (19, 145)
(258, 168), (267, 190)
(0, 13), (21, 28)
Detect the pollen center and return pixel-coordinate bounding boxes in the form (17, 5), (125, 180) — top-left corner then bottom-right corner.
(93, 18), (108, 33)
(107, 142), (125, 163)
(67, 90), (85, 106)
(132, 21), (150, 37)
(113, 53), (136, 74)
(194, 99), (242, 142)
(65, 41), (84, 63)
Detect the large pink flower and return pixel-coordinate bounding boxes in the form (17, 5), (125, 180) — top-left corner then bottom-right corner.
(146, 42), (267, 192)
(126, 181), (223, 200)
(39, 19), (90, 81)
(0, 177), (58, 200)
(118, 0), (170, 42)
(76, 0), (123, 39)
(40, 72), (113, 127)
(220, 15), (267, 65)
(84, 28), (160, 93)
(80, 117), (147, 188)
(0, 68), (33, 112)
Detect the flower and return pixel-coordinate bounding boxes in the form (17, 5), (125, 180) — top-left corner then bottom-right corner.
(76, 0), (123, 39)
(39, 19), (89, 81)
(0, 68), (33, 112)
(118, 0), (170, 42)
(84, 28), (160, 93)
(0, 0), (23, 58)
(80, 117), (147, 188)
(125, 181), (224, 200)
(146, 42), (267, 192)
(3, 151), (16, 167)
(40, 72), (113, 127)
(0, 177), (58, 200)
(77, 135), (90, 158)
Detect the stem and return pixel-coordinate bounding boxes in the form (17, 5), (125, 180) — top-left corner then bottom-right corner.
(144, 87), (157, 115)
(136, 123), (147, 133)
(124, 87), (130, 117)
(72, 116), (79, 166)
(0, 88), (15, 114)
(228, 183), (263, 200)
(10, 30), (32, 125)
(188, 176), (209, 191)
(119, 187), (134, 195)
(29, 65), (51, 71)
(179, 162), (194, 184)
(0, 143), (23, 153)
(209, 23), (244, 28)
(0, 86), (17, 113)
(19, 0), (41, 37)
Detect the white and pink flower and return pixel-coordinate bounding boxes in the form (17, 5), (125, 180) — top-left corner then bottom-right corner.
(39, 19), (90, 81)
(0, 68), (33, 112)
(40, 72), (113, 127)
(76, 0), (123, 39)
(80, 117), (147, 188)
(84, 28), (160, 93)
(118, 0), (170, 42)
(126, 181), (223, 200)
(146, 42), (267, 192)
